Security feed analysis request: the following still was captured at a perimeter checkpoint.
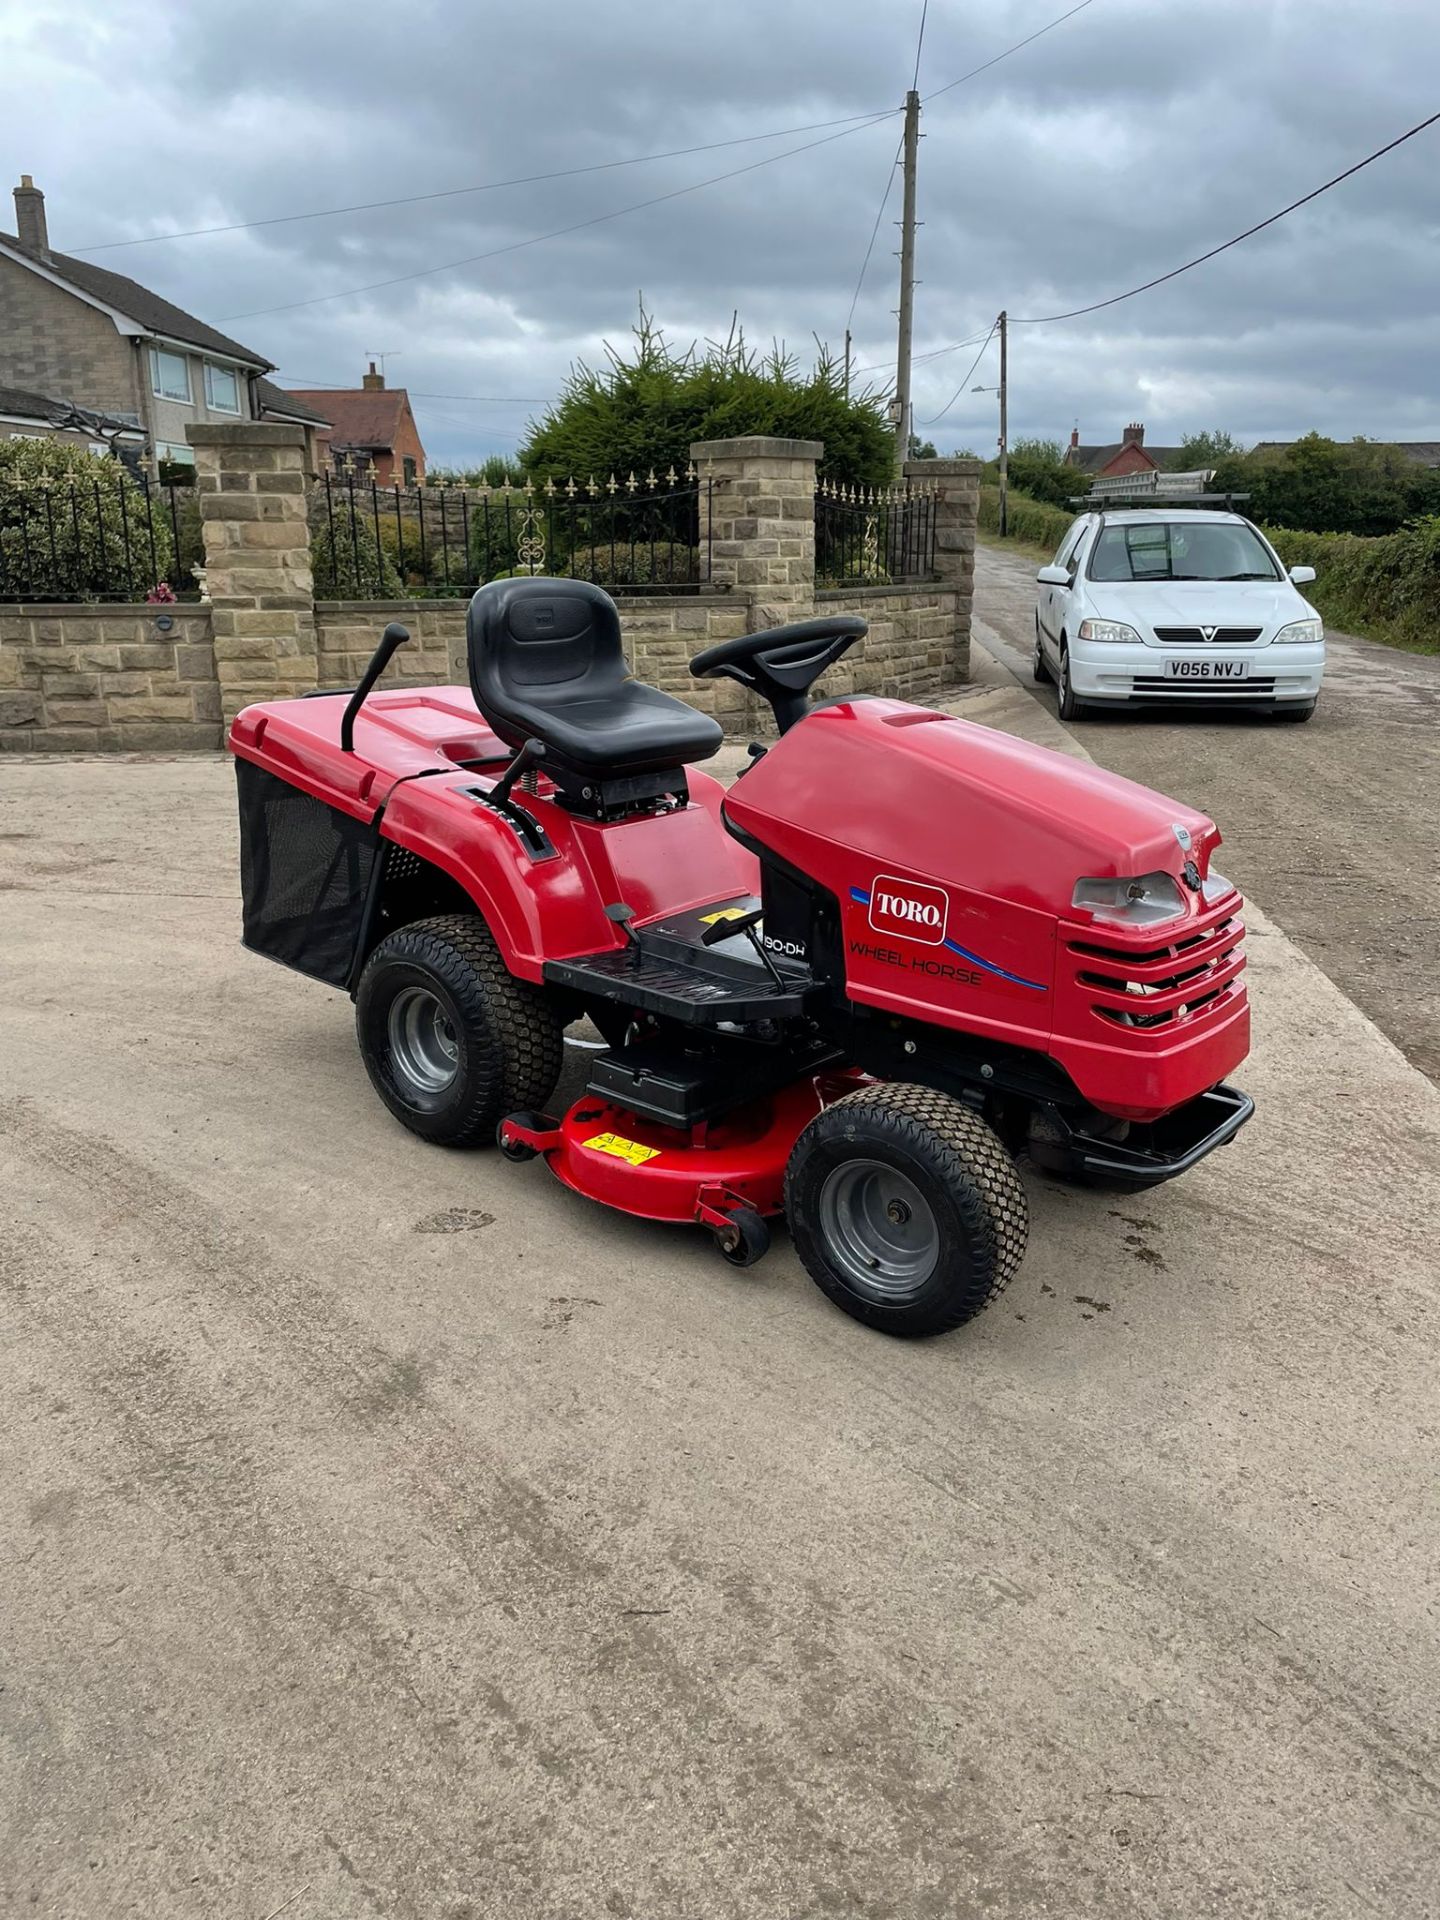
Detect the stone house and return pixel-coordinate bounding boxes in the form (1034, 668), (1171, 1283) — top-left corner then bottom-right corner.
(1062, 422), (1181, 478)
(284, 363), (427, 484)
(0, 174), (327, 473)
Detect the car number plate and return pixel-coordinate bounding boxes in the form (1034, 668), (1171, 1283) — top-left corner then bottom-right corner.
(1163, 658), (1249, 680)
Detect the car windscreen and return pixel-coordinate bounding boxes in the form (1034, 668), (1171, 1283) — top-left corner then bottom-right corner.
(1087, 520), (1280, 583)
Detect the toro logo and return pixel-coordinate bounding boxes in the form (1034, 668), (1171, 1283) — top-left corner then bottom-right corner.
(868, 874), (949, 947)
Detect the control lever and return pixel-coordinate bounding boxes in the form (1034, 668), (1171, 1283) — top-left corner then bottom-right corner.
(605, 901), (642, 970)
(340, 621), (410, 753)
(699, 907), (785, 989)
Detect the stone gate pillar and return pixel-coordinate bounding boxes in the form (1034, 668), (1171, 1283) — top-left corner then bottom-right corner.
(188, 422), (318, 725)
(690, 435), (820, 630)
(905, 455), (979, 680)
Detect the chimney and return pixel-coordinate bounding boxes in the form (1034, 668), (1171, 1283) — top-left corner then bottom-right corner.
(1122, 421), (1144, 447)
(1069, 426), (1079, 450)
(362, 360), (385, 391)
(13, 175), (48, 255)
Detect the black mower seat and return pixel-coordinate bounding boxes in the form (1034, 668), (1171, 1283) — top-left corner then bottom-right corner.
(467, 577), (723, 776)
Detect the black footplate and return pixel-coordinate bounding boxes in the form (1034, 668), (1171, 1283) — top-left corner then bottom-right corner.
(588, 1034), (842, 1128)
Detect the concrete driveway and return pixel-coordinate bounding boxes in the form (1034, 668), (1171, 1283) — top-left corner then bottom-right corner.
(2, 646), (1439, 1915)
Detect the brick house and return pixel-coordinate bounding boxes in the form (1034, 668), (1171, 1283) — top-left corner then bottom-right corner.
(1062, 422), (1181, 478)
(284, 363), (427, 484)
(0, 174), (327, 473)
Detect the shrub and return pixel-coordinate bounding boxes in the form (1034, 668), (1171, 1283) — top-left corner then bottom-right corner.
(522, 304), (894, 491)
(978, 486), (1075, 556)
(986, 439), (1091, 511)
(0, 437), (176, 600)
(565, 542), (700, 588)
(376, 514), (428, 584)
(311, 516), (403, 598)
(1263, 515), (1440, 654)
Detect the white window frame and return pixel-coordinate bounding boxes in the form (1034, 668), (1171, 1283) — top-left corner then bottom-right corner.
(150, 347), (191, 403)
(156, 439), (196, 468)
(203, 360), (241, 414)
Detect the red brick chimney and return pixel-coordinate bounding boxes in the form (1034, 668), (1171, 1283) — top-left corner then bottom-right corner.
(13, 174), (48, 255)
(1122, 421), (1144, 447)
(362, 361), (385, 391)
(1069, 426), (1079, 451)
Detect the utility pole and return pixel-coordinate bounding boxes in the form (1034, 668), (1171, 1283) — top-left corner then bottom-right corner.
(893, 88), (920, 476)
(844, 327), (852, 401)
(997, 309), (1009, 537)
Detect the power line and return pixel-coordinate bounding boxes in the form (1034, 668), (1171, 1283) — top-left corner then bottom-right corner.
(66, 112), (896, 254)
(278, 376), (542, 401)
(922, 318), (999, 425)
(922, 0), (1095, 102)
(912, 0), (930, 91)
(219, 111), (898, 321)
(846, 133), (905, 331)
(1008, 105), (1440, 325)
(852, 326), (993, 380)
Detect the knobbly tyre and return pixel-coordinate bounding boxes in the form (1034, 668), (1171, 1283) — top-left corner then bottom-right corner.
(229, 579), (1253, 1339)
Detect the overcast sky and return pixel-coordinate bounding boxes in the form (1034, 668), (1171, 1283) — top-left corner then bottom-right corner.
(5, 0), (1437, 467)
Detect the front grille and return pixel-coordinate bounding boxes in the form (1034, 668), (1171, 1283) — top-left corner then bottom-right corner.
(1130, 677), (1274, 697)
(1151, 626), (1264, 644)
(1070, 914), (1245, 1032)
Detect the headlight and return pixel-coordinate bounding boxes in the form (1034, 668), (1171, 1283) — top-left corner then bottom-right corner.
(1202, 869), (1235, 906)
(1273, 618), (1323, 645)
(1078, 618), (1141, 644)
(1072, 872), (1186, 927)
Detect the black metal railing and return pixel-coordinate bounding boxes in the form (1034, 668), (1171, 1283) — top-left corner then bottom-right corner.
(0, 475), (200, 602)
(315, 467), (712, 599)
(814, 480), (937, 587)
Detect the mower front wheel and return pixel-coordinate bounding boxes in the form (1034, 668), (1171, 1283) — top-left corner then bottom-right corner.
(785, 1084), (1029, 1338)
(356, 915), (562, 1147)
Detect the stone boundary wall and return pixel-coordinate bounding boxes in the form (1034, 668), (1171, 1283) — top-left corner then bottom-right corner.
(1, 425), (978, 751)
(0, 604), (220, 752)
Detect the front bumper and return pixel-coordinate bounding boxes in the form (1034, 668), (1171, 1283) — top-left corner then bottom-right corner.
(1030, 1082), (1255, 1187)
(1070, 640), (1324, 705)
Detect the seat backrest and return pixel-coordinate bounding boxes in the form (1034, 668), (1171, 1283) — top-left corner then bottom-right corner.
(468, 577), (625, 749)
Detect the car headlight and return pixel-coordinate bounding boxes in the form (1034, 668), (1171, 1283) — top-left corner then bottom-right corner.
(1078, 618), (1141, 644)
(1072, 872), (1186, 927)
(1273, 618), (1323, 645)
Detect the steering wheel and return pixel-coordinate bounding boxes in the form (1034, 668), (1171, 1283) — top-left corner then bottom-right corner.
(689, 615), (867, 734)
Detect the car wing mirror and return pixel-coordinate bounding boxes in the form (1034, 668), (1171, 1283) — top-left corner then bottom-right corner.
(1288, 564), (1317, 585)
(1036, 564), (1071, 586)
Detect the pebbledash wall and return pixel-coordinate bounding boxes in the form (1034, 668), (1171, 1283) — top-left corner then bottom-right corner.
(0, 426), (977, 750)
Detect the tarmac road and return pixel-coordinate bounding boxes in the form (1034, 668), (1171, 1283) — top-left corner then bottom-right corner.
(973, 539), (1440, 1085)
(2, 644), (1439, 1917)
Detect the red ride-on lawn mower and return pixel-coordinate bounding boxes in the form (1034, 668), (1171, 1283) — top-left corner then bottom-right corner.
(230, 578), (1252, 1338)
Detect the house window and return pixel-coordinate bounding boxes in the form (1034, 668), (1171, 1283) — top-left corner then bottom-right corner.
(150, 348), (191, 402)
(204, 361), (241, 413)
(403, 456), (416, 486)
(156, 440), (195, 468)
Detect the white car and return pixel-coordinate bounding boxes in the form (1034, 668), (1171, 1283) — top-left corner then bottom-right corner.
(1033, 509), (1324, 723)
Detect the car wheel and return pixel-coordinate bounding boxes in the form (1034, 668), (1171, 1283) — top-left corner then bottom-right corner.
(356, 915), (563, 1146)
(1056, 642), (1090, 722)
(1032, 618), (1051, 684)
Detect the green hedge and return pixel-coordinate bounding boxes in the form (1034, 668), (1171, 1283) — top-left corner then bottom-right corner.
(978, 485), (1073, 556)
(1263, 517), (1439, 654)
(979, 484), (1439, 655)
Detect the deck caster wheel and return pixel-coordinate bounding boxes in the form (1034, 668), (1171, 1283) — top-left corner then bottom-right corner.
(785, 1083), (1028, 1338)
(498, 1130), (539, 1163)
(714, 1207), (770, 1268)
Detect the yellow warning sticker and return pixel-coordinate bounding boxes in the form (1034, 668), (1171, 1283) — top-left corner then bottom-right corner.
(583, 1131), (661, 1167)
(699, 907), (751, 926)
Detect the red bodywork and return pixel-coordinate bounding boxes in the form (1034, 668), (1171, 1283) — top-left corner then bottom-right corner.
(229, 684), (1248, 1126)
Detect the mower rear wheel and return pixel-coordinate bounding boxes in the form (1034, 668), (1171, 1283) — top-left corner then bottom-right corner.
(356, 915), (562, 1147)
(785, 1084), (1028, 1338)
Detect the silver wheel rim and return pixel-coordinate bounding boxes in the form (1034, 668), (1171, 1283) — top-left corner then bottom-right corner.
(387, 986), (460, 1096)
(818, 1158), (939, 1304)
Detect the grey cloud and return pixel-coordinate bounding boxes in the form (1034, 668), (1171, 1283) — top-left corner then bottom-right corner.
(7, 0), (1436, 466)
